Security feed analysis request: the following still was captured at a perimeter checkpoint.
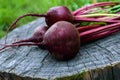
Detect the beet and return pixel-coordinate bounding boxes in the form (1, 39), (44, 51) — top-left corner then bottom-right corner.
(1, 21), (80, 61)
(9, 6), (73, 30)
(43, 21), (80, 60)
(4, 6), (74, 45)
(45, 6), (74, 26)
(14, 26), (48, 44)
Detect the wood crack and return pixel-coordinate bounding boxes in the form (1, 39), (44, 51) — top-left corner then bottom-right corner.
(84, 46), (105, 80)
(95, 43), (116, 80)
(33, 52), (49, 78)
(8, 48), (32, 73)
(95, 43), (114, 62)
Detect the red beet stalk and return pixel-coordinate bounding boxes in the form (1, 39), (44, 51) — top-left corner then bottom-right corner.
(79, 22), (120, 37)
(76, 24), (100, 33)
(97, 12), (120, 20)
(73, 2), (120, 16)
(74, 17), (120, 23)
(80, 28), (120, 43)
(78, 22), (120, 43)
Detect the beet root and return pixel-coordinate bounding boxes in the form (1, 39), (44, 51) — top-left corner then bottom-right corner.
(14, 26), (48, 43)
(43, 21), (80, 61)
(8, 6), (73, 30)
(45, 6), (74, 26)
(12, 26), (48, 49)
(5, 6), (74, 45)
(1, 21), (80, 61)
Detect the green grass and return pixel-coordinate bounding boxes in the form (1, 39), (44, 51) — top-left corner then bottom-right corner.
(0, 0), (119, 38)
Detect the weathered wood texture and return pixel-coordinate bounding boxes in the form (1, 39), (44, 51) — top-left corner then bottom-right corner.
(0, 18), (120, 80)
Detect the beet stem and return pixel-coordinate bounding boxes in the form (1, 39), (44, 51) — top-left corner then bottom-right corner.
(76, 13), (120, 33)
(97, 12), (120, 20)
(81, 28), (120, 43)
(74, 17), (120, 23)
(79, 14), (120, 18)
(77, 25), (100, 33)
(0, 42), (44, 51)
(80, 22), (120, 37)
(5, 13), (47, 47)
(73, 2), (120, 15)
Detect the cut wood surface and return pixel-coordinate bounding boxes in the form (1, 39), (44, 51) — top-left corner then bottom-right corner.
(0, 18), (120, 80)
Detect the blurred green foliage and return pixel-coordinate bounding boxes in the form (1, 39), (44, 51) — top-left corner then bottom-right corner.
(0, 0), (119, 38)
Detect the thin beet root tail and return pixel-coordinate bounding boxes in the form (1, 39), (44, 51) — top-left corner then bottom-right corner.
(12, 37), (40, 44)
(0, 42), (45, 51)
(5, 13), (47, 46)
(12, 39), (32, 44)
(9, 13), (47, 30)
(13, 26), (48, 44)
(12, 34), (44, 44)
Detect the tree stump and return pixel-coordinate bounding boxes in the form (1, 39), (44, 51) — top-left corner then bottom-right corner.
(0, 18), (120, 80)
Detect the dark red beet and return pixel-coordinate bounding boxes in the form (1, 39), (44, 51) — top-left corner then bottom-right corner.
(1, 21), (80, 61)
(8, 6), (73, 30)
(45, 6), (74, 26)
(13, 26), (48, 49)
(5, 6), (73, 45)
(42, 21), (80, 60)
